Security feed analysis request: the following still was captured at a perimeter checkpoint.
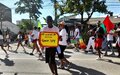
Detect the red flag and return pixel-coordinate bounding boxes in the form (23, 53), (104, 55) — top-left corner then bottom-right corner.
(103, 15), (114, 33)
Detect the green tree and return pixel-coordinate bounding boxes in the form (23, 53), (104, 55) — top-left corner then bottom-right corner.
(57, 0), (108, 24)
(14, 0), (43, 20)
(17, 19), (34, 32)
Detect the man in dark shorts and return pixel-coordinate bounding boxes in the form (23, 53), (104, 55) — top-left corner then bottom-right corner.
(41, 16), (59, 75)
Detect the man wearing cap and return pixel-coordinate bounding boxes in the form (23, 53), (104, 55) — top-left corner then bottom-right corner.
(57, 21), (70, 69)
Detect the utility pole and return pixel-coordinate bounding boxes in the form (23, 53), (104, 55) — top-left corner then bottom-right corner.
(0, 11), (3, 29)
(0, 12), (2, 29)
(54, 0), (57, 26)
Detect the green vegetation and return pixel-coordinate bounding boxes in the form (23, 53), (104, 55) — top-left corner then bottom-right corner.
(14, 0), (43, 20)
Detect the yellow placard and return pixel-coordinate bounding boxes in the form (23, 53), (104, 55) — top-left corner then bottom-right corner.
(39, 32), (59, 47)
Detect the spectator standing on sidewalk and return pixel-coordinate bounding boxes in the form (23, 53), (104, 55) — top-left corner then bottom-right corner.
(41, 16), (59, 75)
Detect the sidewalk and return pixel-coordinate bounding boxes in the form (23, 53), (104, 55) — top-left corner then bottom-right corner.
(0, 43), (120, 75)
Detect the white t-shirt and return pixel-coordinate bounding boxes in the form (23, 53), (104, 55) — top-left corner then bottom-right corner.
(107, 30), (114, 41)
(74, 28), (80, 38)
(59, 28), (68, 46)
(42, 25), (59, 48)
(116, 37), (120, 47)
(31, 30), (39, 40)
(42, 25), (59, 33)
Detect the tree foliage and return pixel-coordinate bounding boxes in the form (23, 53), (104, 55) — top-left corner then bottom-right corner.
(17, 19), (34, 31)
(14, 0), (43, 20)
(57, 0), (108, 24)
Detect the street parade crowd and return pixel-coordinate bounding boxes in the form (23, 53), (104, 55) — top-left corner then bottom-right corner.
(0, 16), (120, 75)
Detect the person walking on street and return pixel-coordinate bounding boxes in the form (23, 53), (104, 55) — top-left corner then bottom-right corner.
(57, 21), (71, 69)
(104, 29), (115, 56)
(116, 23), (120, 57)
(95, 21), (104, 60)
(24, 33), (29, 47)
(41, 16), (59, 75)
(85, 28), (96, 54)
(5, 31), (12, 50)
(74, 24), (80, 51)
(15, 31), (26, 53)
(0, 30), (8, 56)
(30, 27), (42, 58)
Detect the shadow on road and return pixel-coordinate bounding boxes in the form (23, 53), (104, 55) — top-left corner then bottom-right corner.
(64, 54), (71, 58)
(8, 50), (30, 55)
(0, 57), (15, 66)
(64, 51), (73, 54)
(0, 72), (3, 74)
(97, 58), (120, 65)
(66, 63), (106, 75)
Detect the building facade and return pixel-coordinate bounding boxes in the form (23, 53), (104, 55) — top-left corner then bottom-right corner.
(0, 3), (12, 22)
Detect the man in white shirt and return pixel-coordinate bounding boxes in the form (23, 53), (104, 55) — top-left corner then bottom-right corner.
(41, 16), (59, 75)
(105, 29), (115, 56)
(74, 25), (80, 51)
(30, 27), (42, 57)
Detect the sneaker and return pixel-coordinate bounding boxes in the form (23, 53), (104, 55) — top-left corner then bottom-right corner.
(84, 51), (88, 54)
(104, 54), (108, 56)
(104, 53), (108, 56)
(39, 53), (43, 58)
(96, 57), (102, 60)
(58, 66), (65, 69)
(30, 53), (34, 55)
(14, 50), (18, 53)
(23, 50), (27, 53)
(74, 48), (79, 52)
(117, 55), (120, 58)
(109, 53), (115, 56)
(92, 52), (96, 54)
(66, 62), (71, 70)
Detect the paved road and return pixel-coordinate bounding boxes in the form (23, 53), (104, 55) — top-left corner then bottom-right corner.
(0, 43), (120, 75)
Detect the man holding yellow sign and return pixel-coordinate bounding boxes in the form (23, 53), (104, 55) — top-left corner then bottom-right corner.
(40, 16), (59, 75)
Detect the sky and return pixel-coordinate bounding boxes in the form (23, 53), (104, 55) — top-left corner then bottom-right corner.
(0, 0), (120, 24)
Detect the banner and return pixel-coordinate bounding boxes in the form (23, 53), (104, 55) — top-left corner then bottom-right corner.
(103, 15), (114, 33)
(79, 36), (86, 49)
(39, 32), (59, 47)
(100, 23), (106, 33)
(37, 20), (43, 29)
